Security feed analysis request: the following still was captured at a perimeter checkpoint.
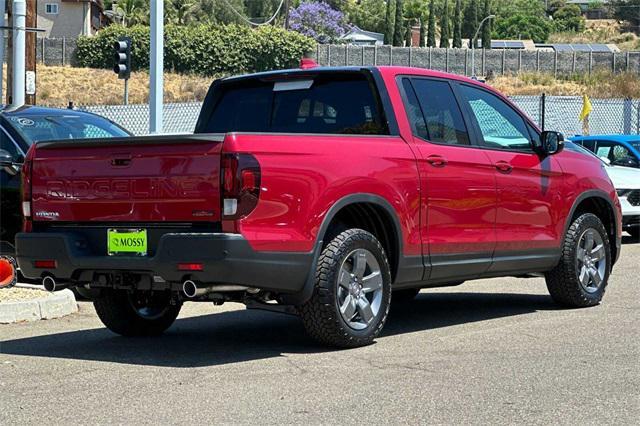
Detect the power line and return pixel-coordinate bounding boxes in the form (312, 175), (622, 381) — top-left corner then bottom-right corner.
(221, 0), (285, 26)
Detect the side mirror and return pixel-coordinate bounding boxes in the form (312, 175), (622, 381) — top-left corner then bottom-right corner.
(540, 131), (564, 155)
(0, 149), (19, 176)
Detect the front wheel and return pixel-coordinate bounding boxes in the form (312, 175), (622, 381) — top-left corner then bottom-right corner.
(545, 213), (611, 307)
(94, 289), (181, 336)
(299, 229), (392, 348)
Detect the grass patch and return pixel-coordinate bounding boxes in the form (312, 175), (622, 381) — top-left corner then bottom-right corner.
(489, 71), (640, 98)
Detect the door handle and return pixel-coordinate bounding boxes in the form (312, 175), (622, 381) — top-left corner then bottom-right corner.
(495, 161), (513, 173)
(426, 155), (447, 167)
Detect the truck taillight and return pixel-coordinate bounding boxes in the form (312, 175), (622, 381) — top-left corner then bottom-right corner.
(221, 153), (261, 220)
(21, 145), (36, 231)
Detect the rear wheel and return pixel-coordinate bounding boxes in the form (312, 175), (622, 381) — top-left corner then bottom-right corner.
(299, 229), (392, 348)
(94, 289), (181, 336)
(545, 213), (611, 307)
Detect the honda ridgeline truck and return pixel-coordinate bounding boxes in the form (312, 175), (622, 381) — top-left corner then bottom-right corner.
(15, 66), (622, 347)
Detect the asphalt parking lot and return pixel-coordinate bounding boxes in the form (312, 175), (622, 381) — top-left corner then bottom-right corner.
(1, 237), (638, 425)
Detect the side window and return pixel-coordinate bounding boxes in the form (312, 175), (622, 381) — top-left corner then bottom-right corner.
(581, 140), (596, 151)
(409, 78), (470, 146)
(595, 141), (612, 159)
(611, 143), (631, 162)
(459, 84), (532, 151)
(400, 78), (428, 139)
(0, 128), (22, 162)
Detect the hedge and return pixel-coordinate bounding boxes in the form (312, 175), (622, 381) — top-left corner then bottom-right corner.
(76, 24), (316, 76)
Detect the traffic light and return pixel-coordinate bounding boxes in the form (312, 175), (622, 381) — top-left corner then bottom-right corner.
(113, 37), (131, 80)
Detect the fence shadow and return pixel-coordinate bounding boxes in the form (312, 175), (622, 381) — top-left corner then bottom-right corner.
(0, 291), (558, 368)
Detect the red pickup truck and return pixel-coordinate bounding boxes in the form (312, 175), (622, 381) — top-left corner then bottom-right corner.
(16, 66), (622, 347)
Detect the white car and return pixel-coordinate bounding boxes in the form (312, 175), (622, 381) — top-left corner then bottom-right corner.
(567, 141), (640, 239)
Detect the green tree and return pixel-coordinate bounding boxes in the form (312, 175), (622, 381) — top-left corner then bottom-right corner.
(405, 19), (413, 46)
(385, 0), (395, 45)
(393, 0), (405, 46)
(453, 0), (462, 48)
(463, 0), (478, 47)
(113, 0), (148, 27)
(344, 0), (388, 34)
(440, 0), (450, 48)
(419, 16), (426, 47)
(427, 0), (436, 47)
(481, 0), (491, 49)
(547, 0), (566, 15)
(554, 5), (586, 32)
(493, 13), (552, 43)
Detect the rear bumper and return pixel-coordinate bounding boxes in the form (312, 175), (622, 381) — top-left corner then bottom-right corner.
(15, 232), (313, 293)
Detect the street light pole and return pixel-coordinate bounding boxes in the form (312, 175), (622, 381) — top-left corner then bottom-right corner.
(149, 0), (164, 134)
(471, 14), (495, 79)
(11, 0), (26, 107)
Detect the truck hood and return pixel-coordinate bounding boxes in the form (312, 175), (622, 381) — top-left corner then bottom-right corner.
(606, 166), (640, 190)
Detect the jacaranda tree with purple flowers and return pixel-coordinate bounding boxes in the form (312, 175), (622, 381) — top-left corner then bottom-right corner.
(289, 1), (351, 44)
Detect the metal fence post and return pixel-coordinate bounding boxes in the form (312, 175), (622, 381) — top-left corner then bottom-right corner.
(327, 45), (330, 66)
(589, 51), (593, 76)
(374, 45), (377, 65)
(536, 50), (540, 73)
(428, 47), (432, 69)
(612, 53), (616, 73)
(41, 36), (45, 64)
(481, 48), (485, 76)
(62, 37), (66, 66)
(502, 49), (506, 75)
(390, 47), (393, 65)
(316, 43), (319, 63)
(554, 50), (558, 78)
(361, 45), (365, 66)
(518, 50), (522, 73)
(409, 47), (412, 67)
(626, 51), (630, 72)
(540, 93), (546, 131)
(446, 48), (449, 72)
(572, 51), (576, 74)
(344, 45), (348, 66)
(464, 49), (468, 76)
(623, 98), (632, 135)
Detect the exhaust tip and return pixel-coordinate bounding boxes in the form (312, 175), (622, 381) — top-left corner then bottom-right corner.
(42, 275), (57, 292)
(182, 280), (197, 298)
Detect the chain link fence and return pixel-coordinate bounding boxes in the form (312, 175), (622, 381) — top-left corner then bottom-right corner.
(72, 96), (640, 137)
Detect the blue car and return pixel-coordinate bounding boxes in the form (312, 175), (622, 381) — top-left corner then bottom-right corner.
(570, 135), (640, 169)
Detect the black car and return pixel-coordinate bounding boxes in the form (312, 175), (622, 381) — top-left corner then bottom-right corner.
(0, 106), (131, 285)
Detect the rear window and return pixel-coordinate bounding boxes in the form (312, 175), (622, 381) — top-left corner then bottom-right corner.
(5, 114), (129, 145)
(200, 72), (389, 135)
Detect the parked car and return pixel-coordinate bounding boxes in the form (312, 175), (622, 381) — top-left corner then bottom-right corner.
(0, 105), (131, 287)
(571, 135), (640, 168)
(15, 66), (622, 347)
(566, 141), (640, 240)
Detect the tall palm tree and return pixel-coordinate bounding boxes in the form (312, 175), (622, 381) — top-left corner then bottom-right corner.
(114, 0), (148, 27)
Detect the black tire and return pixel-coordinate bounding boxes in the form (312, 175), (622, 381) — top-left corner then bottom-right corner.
(299, 229), (392, 348)
(545, 213), (611, 308)
(392, 288), (420, 303)
(94, 289), (181, 336)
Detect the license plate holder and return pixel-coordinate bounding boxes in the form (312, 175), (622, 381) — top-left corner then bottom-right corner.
(107, 229), (148, 256)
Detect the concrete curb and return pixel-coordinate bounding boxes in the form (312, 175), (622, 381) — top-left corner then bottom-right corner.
(0, 289), (78, 324)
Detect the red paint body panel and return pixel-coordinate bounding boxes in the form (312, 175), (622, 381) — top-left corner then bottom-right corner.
(30, 139), (222, 223)
(23, 66), (622, 272)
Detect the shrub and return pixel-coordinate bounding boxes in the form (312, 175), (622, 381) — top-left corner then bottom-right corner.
(76, 24), (316, 76)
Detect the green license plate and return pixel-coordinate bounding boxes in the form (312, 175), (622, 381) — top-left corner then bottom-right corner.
(107, 229), (147, 256)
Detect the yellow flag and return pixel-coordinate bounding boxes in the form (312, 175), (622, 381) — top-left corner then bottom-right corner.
(579, 94), (592, 121)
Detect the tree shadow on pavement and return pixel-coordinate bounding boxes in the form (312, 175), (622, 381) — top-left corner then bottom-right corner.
(0, 292), (558, 368)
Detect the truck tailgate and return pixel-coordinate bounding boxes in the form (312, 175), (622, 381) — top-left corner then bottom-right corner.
(30, 135), (223, 223)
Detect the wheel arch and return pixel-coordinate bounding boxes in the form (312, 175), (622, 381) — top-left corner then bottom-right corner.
(282, 193), (408, 305)
(565, 190), (620, 265)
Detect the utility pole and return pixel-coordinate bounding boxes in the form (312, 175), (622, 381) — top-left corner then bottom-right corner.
(12, 0), (26, 107)
(284, 0), (291, 29)
(0, 0), (6, 104)
(149, 0), (163, 134)
(25, 0), (35, 104)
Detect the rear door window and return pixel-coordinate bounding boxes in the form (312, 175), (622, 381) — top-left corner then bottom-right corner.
(403, 78), (470, 146)
(201, 72), (388, 135)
